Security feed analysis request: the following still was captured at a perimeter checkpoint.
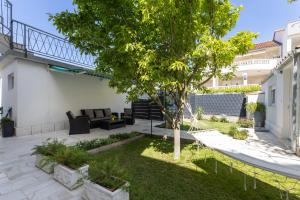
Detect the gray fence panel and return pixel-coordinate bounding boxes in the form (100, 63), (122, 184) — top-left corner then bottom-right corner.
(185, 93), (246, 117)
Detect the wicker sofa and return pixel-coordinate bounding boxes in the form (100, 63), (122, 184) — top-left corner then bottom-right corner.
(81, 108), (118, 128)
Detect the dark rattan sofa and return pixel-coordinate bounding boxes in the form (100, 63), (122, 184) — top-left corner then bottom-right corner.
(81, 108), (118, 128)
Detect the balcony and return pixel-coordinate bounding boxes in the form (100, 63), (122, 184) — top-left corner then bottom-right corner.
(233, 59), (278, 72)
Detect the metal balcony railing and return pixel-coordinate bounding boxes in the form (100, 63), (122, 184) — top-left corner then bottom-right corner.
(0, 0), (96, 69)
(234, 59), (277, 66)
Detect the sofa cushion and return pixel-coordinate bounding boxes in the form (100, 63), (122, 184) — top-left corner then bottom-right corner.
(94, 109), (104, 118)
(104, 108), (112, 117)
(84, 109), (95, 119)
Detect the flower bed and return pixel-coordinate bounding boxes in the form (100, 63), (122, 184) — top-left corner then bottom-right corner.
(82, 160), (129, 200)
(74, 132), (144, 154)
(32, 139), (66, 174)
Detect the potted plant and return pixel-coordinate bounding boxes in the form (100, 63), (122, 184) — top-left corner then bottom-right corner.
(82, 160), (129, 200)
(53, 147), (90, 190)
(32, 139), (66, 174)
(1, 117), (14, 137)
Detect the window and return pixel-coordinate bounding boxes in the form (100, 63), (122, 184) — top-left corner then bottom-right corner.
(271, 89), (276, 104)
(268, 86), (276, 106)
(8, 73), (14, 90)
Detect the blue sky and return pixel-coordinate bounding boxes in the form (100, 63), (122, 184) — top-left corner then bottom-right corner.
(9, 0), (300, 43)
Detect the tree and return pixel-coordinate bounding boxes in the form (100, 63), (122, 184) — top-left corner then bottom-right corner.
(50, 0), (256, 160)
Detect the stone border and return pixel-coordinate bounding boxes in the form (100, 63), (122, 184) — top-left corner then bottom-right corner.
(87, 134), (145, 154)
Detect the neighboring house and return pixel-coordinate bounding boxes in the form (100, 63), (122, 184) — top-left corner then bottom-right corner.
(205, 39), (281, 88)
(262, 20), (300, 155)
(0, 3), (129, 136)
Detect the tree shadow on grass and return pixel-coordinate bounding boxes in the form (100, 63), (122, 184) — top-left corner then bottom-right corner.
(146, 135), (193, 154)
(93, 137), (300, 200)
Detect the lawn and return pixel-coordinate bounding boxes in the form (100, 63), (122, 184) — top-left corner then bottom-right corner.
(159, 120), (237, 136)
(94, 136), (300, 200)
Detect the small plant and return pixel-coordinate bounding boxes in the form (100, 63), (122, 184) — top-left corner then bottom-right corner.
(196, 107), (204, 120)
(219, 117), (229, 123)
(88, 159), (128, 191)
(32, 138), (66, 156)
(53, 147), (90, 170)
(1, 117), (12, 124)
(237, 118), (253, 128)
(210, 116), (219, 122)
(74, 132), (142, 151)
(228, 126), (248, 140)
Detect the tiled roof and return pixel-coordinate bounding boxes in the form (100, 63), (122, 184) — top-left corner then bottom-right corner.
(252, 41), (280, 50)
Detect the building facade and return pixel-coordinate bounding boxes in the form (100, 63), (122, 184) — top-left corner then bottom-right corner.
(262, 20), (300, 155)
(205, 39), (281, 89)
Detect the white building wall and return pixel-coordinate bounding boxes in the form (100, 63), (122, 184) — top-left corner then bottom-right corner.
(2, 58), (130, 136)
(262, 72), (285, 138)
(0, 60), (18, 122)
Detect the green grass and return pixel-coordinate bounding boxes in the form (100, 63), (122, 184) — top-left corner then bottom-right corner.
(157, 120), (236, 136)
(93, 137), (300, 200)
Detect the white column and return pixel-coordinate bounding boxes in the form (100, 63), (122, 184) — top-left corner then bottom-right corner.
(212, 77), (219, 88)
(287, 38), (292, 54)
(243, 73), (248, 86)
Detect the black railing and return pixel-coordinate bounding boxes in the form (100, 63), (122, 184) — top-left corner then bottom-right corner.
(0, 0), (96, 69)
(11, 20), (96, 68)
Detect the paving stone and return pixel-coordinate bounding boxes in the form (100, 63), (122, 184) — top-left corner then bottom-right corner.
(0, 190), (27, 200)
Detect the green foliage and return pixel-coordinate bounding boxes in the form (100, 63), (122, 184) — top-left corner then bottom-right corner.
(196, 107), (204, 120)
(32, 138), (66, 156)
(237, 118), (253, 128)
(53, 147), (90, 170)
(228, 126), (248, 140)
(210, 116), (219, 122)
(246, 102), (265, 114)
(203, 85), (261, 94)
(88, 159), (128, 191)
(50, 0), (257, 130)
(219, 117), (229, 123)
(1, 117), (12, 124)
(109, 132), (140, 140)
(74, 132), (141, 151)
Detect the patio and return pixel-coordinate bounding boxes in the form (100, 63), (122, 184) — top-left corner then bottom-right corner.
(0, 119), (299, 199)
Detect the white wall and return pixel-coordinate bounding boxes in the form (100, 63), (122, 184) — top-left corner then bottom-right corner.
(2, 58), (130, 136)
(262, 71), (285, 138)
(0, 60), (18, 122)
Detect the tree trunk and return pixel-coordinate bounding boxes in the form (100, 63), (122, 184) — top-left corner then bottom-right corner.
(174, 127), (180, 160)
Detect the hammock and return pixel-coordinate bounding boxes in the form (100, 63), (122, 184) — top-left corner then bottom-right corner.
(184, 102), (299, 199)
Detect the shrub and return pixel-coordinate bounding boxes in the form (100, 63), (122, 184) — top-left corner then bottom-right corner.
(237, 118), (253, 128)
(109, 132), (140, 140)
(74, 132), (141, 151)
(88, 159), (128, 191)
(32, 138), (66, 156)
(53, 147), (90, 170)
(196, 107), (204, 120)
(246, 102), (265, 114)
(228, 126), (248, 140)
(210, 116), (219, 122)
(203, 84), (261, 94)
(1, 117), (13, 124)
(219, 117), (229, 123)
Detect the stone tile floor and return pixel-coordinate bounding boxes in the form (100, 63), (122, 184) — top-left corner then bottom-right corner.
(0, 119), (164, 200)
(0, 119), (299, 199)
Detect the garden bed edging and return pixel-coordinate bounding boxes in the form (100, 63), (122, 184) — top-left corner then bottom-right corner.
(87, 134), (145, 154)
(54, 164), (89, 190)
(82, 180), (129, 200)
